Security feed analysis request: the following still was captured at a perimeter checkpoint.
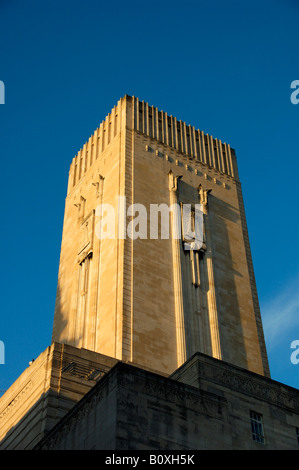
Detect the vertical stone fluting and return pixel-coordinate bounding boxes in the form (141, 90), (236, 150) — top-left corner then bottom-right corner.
(169, 171), (186, 367)
(93, 175), (104, 352)
(202, 199), (222, 360)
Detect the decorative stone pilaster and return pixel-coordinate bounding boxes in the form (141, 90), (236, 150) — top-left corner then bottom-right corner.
(169, 170), (186, 367)
(199, 185), (222, 361)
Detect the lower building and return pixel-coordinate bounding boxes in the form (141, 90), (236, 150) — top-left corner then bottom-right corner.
(2, 343), (298, 450)
(33, 349), (299, 450)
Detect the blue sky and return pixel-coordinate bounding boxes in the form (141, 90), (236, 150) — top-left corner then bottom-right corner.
(0, 0), (298, 393)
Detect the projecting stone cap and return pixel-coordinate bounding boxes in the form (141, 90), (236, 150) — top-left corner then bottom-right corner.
(170, 351), (299, 413)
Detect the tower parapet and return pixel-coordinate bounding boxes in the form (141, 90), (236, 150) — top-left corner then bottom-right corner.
(68, 95), (238, 194)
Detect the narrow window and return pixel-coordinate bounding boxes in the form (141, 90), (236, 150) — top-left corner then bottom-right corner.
(250, 411), (265, 444)
(296, 427), (299, 447)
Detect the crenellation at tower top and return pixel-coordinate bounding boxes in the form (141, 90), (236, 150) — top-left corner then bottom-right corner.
(68, 95), (238, 194)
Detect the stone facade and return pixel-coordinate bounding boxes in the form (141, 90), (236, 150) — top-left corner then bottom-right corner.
(35, 353), (299, 450)
(0, 343), (118, 449)
(52, 95), (269, 377)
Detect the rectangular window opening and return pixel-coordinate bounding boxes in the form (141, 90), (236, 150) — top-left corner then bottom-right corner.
(250, 411), (265, 444)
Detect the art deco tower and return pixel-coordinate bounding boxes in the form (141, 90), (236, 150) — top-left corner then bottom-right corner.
(6, 95), (299, 452)
(52, 95), (270, 378)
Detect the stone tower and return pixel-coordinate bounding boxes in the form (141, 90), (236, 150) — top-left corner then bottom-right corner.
(4, 95), (299, 452)
(52, 95), (270, 378)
